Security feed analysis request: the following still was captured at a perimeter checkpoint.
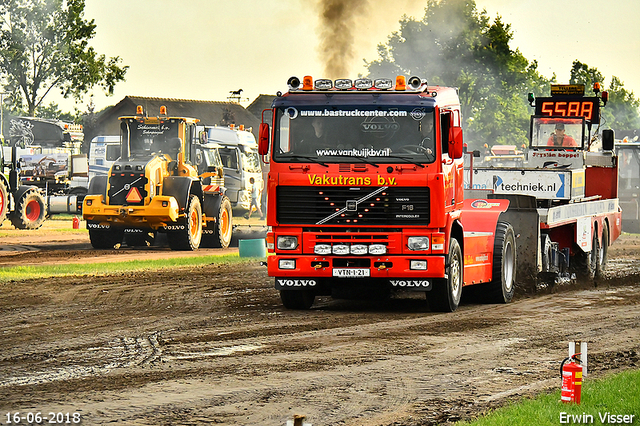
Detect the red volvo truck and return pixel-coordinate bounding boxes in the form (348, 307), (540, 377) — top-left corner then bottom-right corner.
(259, 77), (621, 311)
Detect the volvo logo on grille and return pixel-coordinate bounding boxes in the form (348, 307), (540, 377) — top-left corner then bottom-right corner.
(346, 200), (357, 211)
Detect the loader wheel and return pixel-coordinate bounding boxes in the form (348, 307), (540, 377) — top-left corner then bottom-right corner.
(484, 222), (516, 303)
(0, 179), (8, 225)
(168, 194), (202, 251)
(280, 290), (315, 310)
(595, 223), (609, 280)
(125, 229), (157, 247)
(427, 238), (463, 312)
(89, 225), (124, 249)
(201, 197), (233, 249)
(10, 188), (46, 229)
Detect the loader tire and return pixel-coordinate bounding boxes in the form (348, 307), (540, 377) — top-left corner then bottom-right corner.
(280, 290), (315, 310)
(89, 225), (124, 249)
(427, 238), (463, 312)
(168, 194), (202, 251)
(212, 197), (233, 248)
(0, 179), (8, 226)
(10, 188), (46, 229)
(484, 222), (516, 303)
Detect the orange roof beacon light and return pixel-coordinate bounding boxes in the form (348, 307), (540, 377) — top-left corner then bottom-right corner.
(593, 82), (601, 94)
(395, 75), (407, 91)
(159, 105), (167, 116)
(239, 124), (245, 131)
(302, 75), (314, 91)
(136, 105), (144, 115)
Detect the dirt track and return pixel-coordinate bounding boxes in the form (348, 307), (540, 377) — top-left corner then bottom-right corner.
(0, 222), (639, 426)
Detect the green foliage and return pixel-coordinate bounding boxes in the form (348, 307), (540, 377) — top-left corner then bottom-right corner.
(365, 0), (640, 148)
(0, 0), (128, 117)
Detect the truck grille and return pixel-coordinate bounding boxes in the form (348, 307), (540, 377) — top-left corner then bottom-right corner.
(107, 172), (148, 206)
(276, 186), (430, 225)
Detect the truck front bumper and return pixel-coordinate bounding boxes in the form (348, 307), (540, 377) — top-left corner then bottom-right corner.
(267, 254), (446, 292)
(82, 195), (180, 228)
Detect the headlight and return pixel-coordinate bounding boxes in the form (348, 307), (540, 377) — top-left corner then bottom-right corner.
(279, 259), (296, 269)
(277, 236), (298, 250)
(314, 244), (332, 255)
(410, 260), (427, 270)
(332, 244), (349, 255)
(350, 244), (368, 255)
(369, 244), (387, 255)
(407, 236), (429, 251)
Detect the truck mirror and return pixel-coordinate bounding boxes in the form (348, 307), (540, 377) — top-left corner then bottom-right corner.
(199, 130), (207, 144)
(449, 126), (463, 159)
(602, 129), (614, 151)
(258, 122), (270, 156)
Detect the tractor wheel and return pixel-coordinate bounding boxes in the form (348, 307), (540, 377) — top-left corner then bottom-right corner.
(168, 194), (202, 251)
(89, 225), (124, 249)
(0, 179), (8, 226)
(426, 238), (463, 312)
(280, 290), (315, 310)
(10, 188), (46, 229)
(484, 222), (516, 303)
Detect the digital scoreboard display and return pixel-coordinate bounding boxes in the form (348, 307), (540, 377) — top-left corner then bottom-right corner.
(534, 97), (600, 124)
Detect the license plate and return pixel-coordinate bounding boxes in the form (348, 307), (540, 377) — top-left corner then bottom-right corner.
(333, 268), (370, 278)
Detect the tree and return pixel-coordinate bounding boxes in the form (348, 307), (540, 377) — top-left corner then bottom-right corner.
(570, 60), (640, 131)
(365, 0), (549, 148)
(0, 0), (128, 117)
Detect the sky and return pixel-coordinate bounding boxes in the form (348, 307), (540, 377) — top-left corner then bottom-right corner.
(51, 0), (640, 114)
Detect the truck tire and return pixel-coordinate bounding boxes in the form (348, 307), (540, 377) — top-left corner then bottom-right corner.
(208, 196), (233, 248)
(427, 238), (463, 312)
(280, 290), (315, 310)
(595, 223), (609, 280)
(10, 188), (46, 229)
(484, 222), (516, 303)
(168, 194), (202, 251)
(0, 179), (8, 225)
(89, 225), (124, 249)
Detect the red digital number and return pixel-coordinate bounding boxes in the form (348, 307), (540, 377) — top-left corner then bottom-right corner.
(567, 102), (580, 116)
(581, 102), (593, 120)
(540, 100), (593, 120)
(541, 102), (554, 116)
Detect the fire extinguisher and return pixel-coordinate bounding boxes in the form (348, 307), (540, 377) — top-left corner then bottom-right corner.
(561, 353), (583, 404)
(72, 215), (80, 229)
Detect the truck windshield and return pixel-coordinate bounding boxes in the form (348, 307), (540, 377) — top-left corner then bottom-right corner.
(242, 148), (262, 173)
(530, 116), (585, 150)
(273, 106), (436, 164)
(125, 120), (181, 158)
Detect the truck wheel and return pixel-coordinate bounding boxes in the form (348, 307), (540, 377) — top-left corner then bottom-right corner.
(125, 229), (157, 247)
(0, 179), (8, 225)
(280, 290), (315, 310)
(485, 222), (516, 303)
(427, 238), (463, 312)
(168, 194), (202, 251)
(89, 226), (124, 249)
(595, 223), (609, 280)
(10, 188), (46, 229)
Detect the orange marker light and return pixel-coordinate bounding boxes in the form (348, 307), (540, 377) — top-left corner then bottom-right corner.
(160, 105), (167, 115)
(303, 75), (314, 91)
(395, 76), (406, 91)
(136, 105), (144, 115)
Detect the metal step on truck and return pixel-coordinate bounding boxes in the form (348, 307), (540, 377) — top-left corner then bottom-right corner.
(258, 76), (620, 311)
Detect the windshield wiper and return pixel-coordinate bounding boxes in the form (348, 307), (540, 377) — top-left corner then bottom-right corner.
(384, 154), (426, 168)
(281, 154), (329, 167)
(350, 156), (380, 168)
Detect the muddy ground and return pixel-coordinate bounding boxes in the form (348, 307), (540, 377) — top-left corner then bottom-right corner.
(0, 220), (639, 426)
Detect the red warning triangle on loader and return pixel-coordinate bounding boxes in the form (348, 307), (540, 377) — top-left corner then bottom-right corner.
(125, 187), (143, 203)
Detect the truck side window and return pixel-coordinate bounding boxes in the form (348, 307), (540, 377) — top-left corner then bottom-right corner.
(440, 112), (450, 155)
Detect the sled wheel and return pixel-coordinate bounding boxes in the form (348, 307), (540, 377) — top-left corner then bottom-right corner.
(10, 188), (46, 229)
